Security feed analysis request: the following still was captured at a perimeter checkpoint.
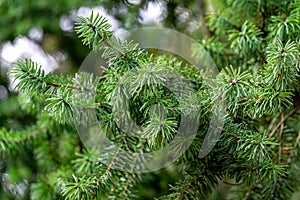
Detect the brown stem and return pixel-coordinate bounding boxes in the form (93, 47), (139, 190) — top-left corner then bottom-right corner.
(278, 114), (284, 163)
(243, 184), (252, 200)
(223, 180), (244, 186)
(268, 106), (300, 138)
(294, 131), (300, 148)
(266, 112), (280, 136)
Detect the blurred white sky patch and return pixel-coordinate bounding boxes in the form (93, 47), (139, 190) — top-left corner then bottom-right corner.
(0, 36), (63, 91)
(126, 0), (141, 5)
(139, 1), (166, 25)
(0, 6), (121, 91)
(28, 27), (44, 42)
(0, 85), (8, 101)
(1, 37), (60, 72)
(60, 6), (120, 33)
(2, 173), (27, 199)
(0, 4), (167, 91)
(1, 5), (121, 68)
(0, 3), (166, 67)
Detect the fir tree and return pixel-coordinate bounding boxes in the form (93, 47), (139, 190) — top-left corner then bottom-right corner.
(2, 0), (300, 199)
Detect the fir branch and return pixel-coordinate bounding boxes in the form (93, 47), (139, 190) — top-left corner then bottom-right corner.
(177, 173), (205, 200)
(75, 11), (113, 50)
(75, 11), (128, 60)
(97, 139), (125, 185)
(120, 139), (147, 200)
(11, 59), (92, 93)
(5, 3), (300, 199)
(0, 128), (41, 153)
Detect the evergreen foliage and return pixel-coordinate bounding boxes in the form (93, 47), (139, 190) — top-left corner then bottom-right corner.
(2, 0), (300, 199)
